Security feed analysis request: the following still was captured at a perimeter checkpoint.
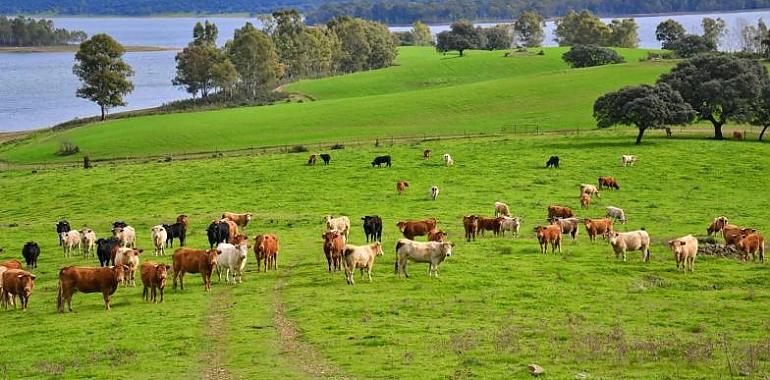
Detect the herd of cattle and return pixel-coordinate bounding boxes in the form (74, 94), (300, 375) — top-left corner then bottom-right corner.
(0, 152), (765, 312)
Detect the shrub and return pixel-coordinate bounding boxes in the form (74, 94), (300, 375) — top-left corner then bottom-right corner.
(56, 141), (80, 156)
(330, 143), (345, 150)
(289, 145), (308, 153)
(562, 45), (625, 68)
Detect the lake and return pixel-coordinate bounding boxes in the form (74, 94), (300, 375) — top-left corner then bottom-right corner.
(1, 10), (769, 132)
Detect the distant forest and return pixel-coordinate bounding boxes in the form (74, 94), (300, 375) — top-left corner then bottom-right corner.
(3, 0), (770, 23)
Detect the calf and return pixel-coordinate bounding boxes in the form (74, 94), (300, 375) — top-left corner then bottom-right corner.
(21, 242), (40, 270)
(443, 153), (454, 166)
(477, 217), (503, 236)
(163, 222), (186, 247)
(580, 184), (600, 198)
(320, 153), (331, 165)
(396, 180), (409, 195)
(534, 225), (562, 254)
(307, 154), (317, 165)
(254, 234), (279, 272)
(668, 235), (698, 272)
(737, 232), (765, 262)
(96, 237), (120, 267)
(621, 155), (638, 167)
(80, 228), (96, 258)
(550, 217), (580, 240)
(57, 265), (126, 312)
(216, 238), (249, 284)
(580, 192), (591, 209)
(499, 216), (521, 237)
(463, 215), (478, 242)
(547, 205), (574, 220)
(608, 230), (651, 262)
(396, 239), (453, 278)
(342, 242), (384, 285)
(430, 185), (439, 200)
(2, 269), (35, 310)
(598, 176), (620, 190)
(322, 231), (345, 272)
(605, 206), (627, 224)
(56, 220), (71, 246)
(222, 212), (252, 229)
(584, 218), (613, 242)
(151, 225), (167, 256)
(397, 218), (437, 240)
(60, 230), (81, 258)
(427, 229), (447, 242)
(371, 155), (391, 167)
(140, 262), (170, 303)
(362, 215), (383, 242)
(114, 248), (142, 287)
(172, 248), (220, 291)
(546, 156), (559, 168)
(494, 202), (511, 217)
(324, 215), (351, 241)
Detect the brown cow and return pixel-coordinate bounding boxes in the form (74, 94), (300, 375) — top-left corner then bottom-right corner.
(476, 217), (503, 236)
(534, 225), (562, 254)
(222, 212), (252, 228)
(598, 176), (620, 190)
(580, 193), (591, 209)
(254, 234), (279, 272)
(396, 181), (409, 195)
(220, 219), (239, 243)
(423, 149), (431, 160)
(140, 262), (171, 303)
(737, 233), (765, 262)
(463, 215), (478, 242)
(172, 248), (220, 292)
(57, 265), (127, 312)
(733, 131), (744, 140)
(724, 226), (757, 246)
(308, 154), (317, 165)
(547, 205), (574, 220)
(322, 231), (344, 272)
(0, 260), (22, 270)
(2, 269), (35, 310)
(427, 229), (448, 242)
(584, 218), (613, 242)
(176, 214), (189, 230)
(396, 219), (437, 240)
(706, 216), (730, 236)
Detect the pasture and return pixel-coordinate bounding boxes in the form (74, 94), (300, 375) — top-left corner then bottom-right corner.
(0, 47), (671, 164)
(1, 131), (769, 379)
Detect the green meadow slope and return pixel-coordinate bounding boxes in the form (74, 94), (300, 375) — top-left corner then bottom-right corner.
(0, 47), (669, 164)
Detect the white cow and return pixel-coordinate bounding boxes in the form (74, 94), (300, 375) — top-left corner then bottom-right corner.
(396, 239), (454, 278)
(430, 185), (439, 200)
(324, 215), (350, 242)
(605, 206), (627, 224)
(151, 225), (168, 256)
(608, 230), (650, 262)
(114, 247), (142, 286)
(60, 230), (81, 258)
(499, 216), (521, 237)
(621, 155), (638, 166)
(668, 234), (698, 272)
(216, 240), (249, 284)
(342, 242), (384, 285)
(494, 202), (511, 217)
(443, 154), (454, 166)
(113, 226), (137, 248)
(80, 228), (96, 258)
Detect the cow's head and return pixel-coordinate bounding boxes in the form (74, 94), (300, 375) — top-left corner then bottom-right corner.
(607, 231), (621, 244)
(372, 242), (384, 256)
(322, 231), (340, 242)
(207, 249), (220, 267)
(113, 264), (128, 283)
(16, 272), (35, 297)
(441, 241), (454, 257)
(396, 222), (407, 232)
(156, 264), (171, 282)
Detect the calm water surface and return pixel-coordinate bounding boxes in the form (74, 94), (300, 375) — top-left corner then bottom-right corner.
(1, 11), (769, 131)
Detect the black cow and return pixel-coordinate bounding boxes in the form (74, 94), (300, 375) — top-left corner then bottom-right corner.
(96, 237), (120, 267)
(56, 220), (71, 246)
(206, 221), (229, 249)
(320, 154), (331, 165)
(546, 156), (560, 168)
(163, 223), (186, 247)
(372, 155), (391, 168)
(22, 241), (40, 269)
(361, 216), (383, 242)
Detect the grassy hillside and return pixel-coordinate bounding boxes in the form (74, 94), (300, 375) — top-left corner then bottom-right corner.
(0, 47), (670, 164)
(1, 132), (769, 378)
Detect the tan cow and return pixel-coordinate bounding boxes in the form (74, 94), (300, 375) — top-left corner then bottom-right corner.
(580, 192), (591, 209)
(396, 239), (454, 278)
(140, 262), (170, 303)
(324, 215), (350, 241)
(254, 234), (279, 272)
(342, 242), (384, 285)
(668, 235), (698, 272)
(580, 184), (601, 198)
(151, 225), (167, 256)
(550, 217), (580, 240)
(322, 231), (344, 272)
(499, 216), (521, 237)
(0, 260), (22, 270)
(737, 233), (765, 262)
(114, 248), (142, 287)
(584, 218), (613, 242)
(494, 202), (511, 217)
(608, 230), (650, 262)
(57, 265), (127, 312)
(222, 212), (252, 228)
(80, 228), (97, 258)
(220, 219), (239, 243)
(172, 248), (220, 292)
(60, 230), (81, 258)
(707, 216), (730, 236)
(534, 225), (562, 254)
(396, 181), (409, 195)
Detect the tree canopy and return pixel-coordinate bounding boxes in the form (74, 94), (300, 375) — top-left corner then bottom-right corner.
(73, 33), (134, 121)
(562, 45), (625, 68)
(0, 16), (86, 46)
(554, 10), (638, 48)
(514, 11), (545, 48)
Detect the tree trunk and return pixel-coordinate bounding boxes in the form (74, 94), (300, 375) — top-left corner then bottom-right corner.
(760, 125), (769, 141)
(459, 49), (464, 56)
(100, 106), (106, 121)
(635, 127), (647, 145)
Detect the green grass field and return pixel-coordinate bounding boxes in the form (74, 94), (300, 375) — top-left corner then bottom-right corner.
(0, 47), (672, 164)
(1, 131), (770, 379)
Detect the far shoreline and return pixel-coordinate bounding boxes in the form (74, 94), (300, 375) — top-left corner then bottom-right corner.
(0, 45), (180, 53)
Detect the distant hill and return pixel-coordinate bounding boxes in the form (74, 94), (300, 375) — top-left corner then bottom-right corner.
(2, 0), (770, 23)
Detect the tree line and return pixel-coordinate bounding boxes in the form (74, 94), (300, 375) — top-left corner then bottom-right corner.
(0, 16), (86, 46)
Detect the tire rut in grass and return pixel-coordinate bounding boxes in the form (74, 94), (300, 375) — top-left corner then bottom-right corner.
(202, 289), (232, 380)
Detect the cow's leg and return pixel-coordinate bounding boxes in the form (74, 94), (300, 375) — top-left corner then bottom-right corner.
(160, 286), (165, 302)
(103, 291), (111, 310)
(367, 265), (373, 282)
(142, 286), (148, 301)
